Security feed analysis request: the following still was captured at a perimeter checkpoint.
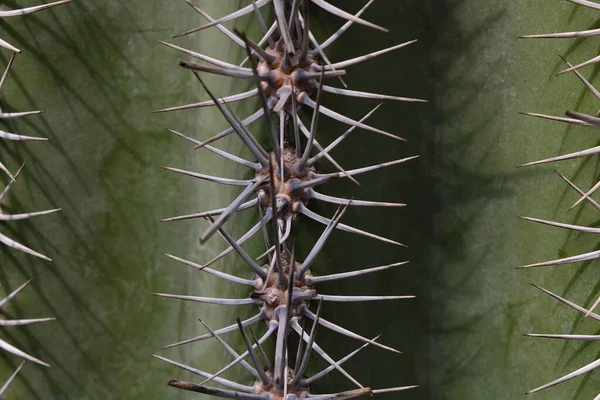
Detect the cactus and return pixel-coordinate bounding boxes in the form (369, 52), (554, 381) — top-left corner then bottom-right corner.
(516, 0), (600, 397)
(1, 1), (600, 399)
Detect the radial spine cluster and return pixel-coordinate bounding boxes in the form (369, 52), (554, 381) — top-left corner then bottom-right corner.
(154, 1), (424, 398)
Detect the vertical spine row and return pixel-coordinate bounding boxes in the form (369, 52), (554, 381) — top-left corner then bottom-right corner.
(520, 0), (600, 396)
(0, 0), (70, 394)
(155, 2), (424, 398)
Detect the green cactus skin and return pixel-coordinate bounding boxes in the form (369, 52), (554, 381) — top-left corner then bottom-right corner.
(315, 1), (600, 399)
(0, 2), (261, 399)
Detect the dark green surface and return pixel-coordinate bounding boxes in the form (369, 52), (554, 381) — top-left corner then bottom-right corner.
(313, 1), (600, 399)
(1, 0), (600, 399)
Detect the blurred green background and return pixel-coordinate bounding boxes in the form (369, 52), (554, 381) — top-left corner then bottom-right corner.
(1, 0), (600, 399)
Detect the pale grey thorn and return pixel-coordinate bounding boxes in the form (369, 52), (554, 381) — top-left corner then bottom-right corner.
(301, 304), (402, 354)
(153, 354), (255, 392)
(526, 285), (600, 395)
(161, 314), (263, 349)
(0, 280), (54, 366)
(0, 0), (71, 53)
(0, 360), (25, 396)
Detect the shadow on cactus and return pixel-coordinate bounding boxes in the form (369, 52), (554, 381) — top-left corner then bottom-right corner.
(0, 0), (70, 396)
(520, 0), (600, 396)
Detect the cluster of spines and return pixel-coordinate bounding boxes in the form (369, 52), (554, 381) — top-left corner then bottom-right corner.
(154, 1), (423, 398)
(519, 0), (600, 396)
(0, 0), (71, 395)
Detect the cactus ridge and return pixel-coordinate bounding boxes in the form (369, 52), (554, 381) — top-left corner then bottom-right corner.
(153, 1), (424, 398)
(0, 0), (70, 394)
(520, 0), (600, 395)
